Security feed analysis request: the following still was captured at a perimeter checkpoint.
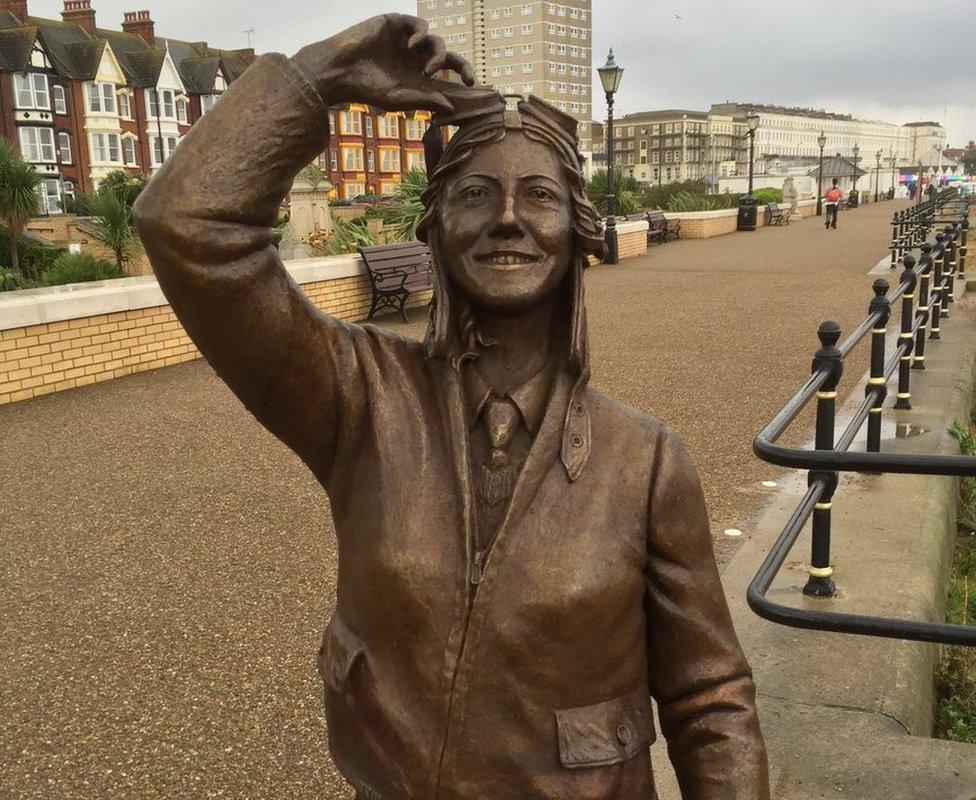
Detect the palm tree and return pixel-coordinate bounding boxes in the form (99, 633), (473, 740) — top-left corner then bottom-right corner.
(585, 167), (640, 216)
(0, 139), (42, 278)
(379, 168), (427, 242)
(88, 188), (136, 273)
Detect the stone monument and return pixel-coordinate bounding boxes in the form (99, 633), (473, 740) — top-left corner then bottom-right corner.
(133, 13), (770, 800)
(782, 176), (800, 219)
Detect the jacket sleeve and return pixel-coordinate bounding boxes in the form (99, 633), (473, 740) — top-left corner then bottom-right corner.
(644, 427), (770, 800)
(133, 54), (367, 478)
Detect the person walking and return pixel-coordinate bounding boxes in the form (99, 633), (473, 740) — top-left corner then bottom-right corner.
(824, 178), (842, 230)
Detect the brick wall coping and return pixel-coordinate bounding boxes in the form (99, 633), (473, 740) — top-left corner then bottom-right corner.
(0, 254), (366, 332)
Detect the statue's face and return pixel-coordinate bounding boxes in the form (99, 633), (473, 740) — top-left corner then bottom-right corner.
(436, 131), (573, 311)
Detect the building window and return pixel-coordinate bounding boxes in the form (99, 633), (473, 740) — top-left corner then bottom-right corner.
(406, 150), (425, 170)
(522, 43), (533, 53)
(118, 92), (131, 119)
(176, 98), (188, 124)
(378, 114), (399, 138)
(405, 118), (426, 140)
(40, 178), (62, 215)
(380, 148), (401, 172)
(57, 132), (71, 164)
(123, 138), (137, 165)
(87, 82), (117, 114)
(367, 150), (375, 172)
(150, 135), (177, 166)
(365, 115), (373, 137)
(19, 126), (56, 162)
(521, 24), (532, 33)
(342, 145), (364, 170)
(52, 84), (67, 115)
(340, 110), (362, 135)
(329, 150), (338, 170)
(91, 132), (122, 164)
(14, 73), (50, 110)
(161, 90), (174, 118)
(343, 181), (366, 199)
(201, 94), (219, 115)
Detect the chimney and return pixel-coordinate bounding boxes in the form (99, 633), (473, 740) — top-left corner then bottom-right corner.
(61, 0), (96, 36)
(121, 9), (154, 44)
(0, 1), (29, 22)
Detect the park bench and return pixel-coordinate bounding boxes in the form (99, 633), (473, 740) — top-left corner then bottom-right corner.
(765, 202), (790, 226)
(358, 241), (434, 323)
(646, 211), (681, 243)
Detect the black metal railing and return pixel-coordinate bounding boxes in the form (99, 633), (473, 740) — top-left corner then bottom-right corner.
(749, 188), (976, 647)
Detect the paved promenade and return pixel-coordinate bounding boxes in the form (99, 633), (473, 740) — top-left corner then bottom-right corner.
(0, 200), (911, 798)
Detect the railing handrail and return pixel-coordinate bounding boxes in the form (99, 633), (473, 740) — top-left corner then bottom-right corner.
(749, 188), (976, 646)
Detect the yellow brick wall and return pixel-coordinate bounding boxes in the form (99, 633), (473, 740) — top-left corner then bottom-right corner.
(0, 274), (433, 406)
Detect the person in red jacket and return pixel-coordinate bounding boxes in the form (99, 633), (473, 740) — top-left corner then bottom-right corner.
(824, 179), (843, 229)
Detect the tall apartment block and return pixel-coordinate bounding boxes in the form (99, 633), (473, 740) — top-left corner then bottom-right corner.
(416, 1), (593, 156)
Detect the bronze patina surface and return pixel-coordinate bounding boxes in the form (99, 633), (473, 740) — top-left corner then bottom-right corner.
(133, 14), (769, 799)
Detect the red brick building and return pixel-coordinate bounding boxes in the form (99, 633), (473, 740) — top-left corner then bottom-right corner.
(0, 0), (251, 211)
(321, 104), (432, 200)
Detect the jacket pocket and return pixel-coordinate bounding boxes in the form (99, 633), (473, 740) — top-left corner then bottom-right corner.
(555, 688), (656, 769)
(317, 616), (364, 692)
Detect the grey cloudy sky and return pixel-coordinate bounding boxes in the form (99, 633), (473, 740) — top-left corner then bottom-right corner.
(34, 0), (976, 145)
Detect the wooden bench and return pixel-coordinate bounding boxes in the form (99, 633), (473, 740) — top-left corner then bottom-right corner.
(358, 242), (434, 323)
(765, 202), (790, 226)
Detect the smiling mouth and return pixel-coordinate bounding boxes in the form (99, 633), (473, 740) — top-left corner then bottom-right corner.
(475, 250), (542, 266)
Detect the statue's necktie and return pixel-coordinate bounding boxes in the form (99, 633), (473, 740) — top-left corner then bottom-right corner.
(480, 396), (520, 506)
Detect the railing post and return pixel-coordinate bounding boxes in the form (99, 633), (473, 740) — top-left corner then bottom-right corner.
(959, 218), (968, 291)
(866, 279), (891, 454)
(929, 232), (944, 341)
(913, 243), (932, 371)
(804, 320), (843, 598)
(890, 211), (900, 269)
(943, 224), (957, 314)
(894, 255), (917, 409)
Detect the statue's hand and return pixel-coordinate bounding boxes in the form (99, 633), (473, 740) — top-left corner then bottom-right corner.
(294, 14), (476, 114)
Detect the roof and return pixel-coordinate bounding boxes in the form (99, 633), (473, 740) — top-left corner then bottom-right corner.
(0, 24), (35, 71)
(0, 11), (251, 91)
(619, 108), (708, 122)
(807, 155), (868, 179)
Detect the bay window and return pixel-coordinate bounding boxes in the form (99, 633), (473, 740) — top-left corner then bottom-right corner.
(86, 82), (117, 114)
(123, 138), (137, 165)
(90, 132), (121, 164)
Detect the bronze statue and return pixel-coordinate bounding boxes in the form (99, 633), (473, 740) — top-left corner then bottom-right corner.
(133, 14), (769, 800)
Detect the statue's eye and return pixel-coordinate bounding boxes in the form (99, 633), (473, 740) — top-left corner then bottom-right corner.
(460, 185), (489, 200)
(527, 187), (554, 201)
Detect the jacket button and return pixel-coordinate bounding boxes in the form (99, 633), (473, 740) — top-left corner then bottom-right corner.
(616, 723), (632, 745)
(571, 434), (583, 447)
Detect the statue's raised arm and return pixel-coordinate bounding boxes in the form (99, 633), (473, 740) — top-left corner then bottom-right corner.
(133, 15), (475, 472)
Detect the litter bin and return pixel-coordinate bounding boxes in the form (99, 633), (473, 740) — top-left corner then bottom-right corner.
(737, 195), (759, 231)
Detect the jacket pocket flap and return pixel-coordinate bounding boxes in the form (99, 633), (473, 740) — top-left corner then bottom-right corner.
(317, 617), (364, 691)
(555, 688), (655, 769)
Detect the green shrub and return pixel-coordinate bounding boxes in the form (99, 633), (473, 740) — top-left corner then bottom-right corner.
(753, 187), (784, 204)
(936, 422), (976, 743)
(0, 265), (24, 291)
(65, 192), (93, 215)
(0, 226), (63, 277)
(35, 252), (125, 287)
(586, 168), (639, 216)
(665, 190), (741, 212)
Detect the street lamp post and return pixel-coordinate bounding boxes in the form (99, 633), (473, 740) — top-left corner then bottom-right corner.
(746, 111), (759, 194)
(816, 131), (827, 216)
(598, 49), (624, 265)
(917, 159), (924, 204)
(736, 112), (761, 232)
(889, 148), (896, 198)
(851, 143), (860, 207)
(874, 149), (882, 203)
